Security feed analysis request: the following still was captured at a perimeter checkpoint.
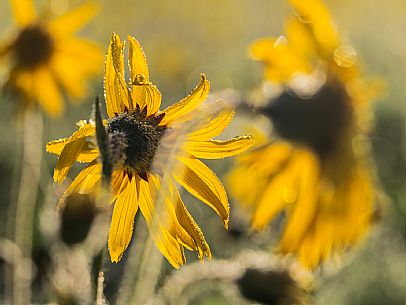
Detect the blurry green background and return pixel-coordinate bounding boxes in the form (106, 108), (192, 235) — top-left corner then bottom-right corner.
(0, 0), (405, 304)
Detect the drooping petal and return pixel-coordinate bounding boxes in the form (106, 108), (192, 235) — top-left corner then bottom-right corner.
(160, 74), (210, 125)
(173, 156), (229, 228)
(49, 2), (98, 36)
(59, 160), (102, 206)
(104, 33), (130, 118)
(10, 0), (36, 27)
(138, 176), (185, 268)
(184, 136), (254, 159)
(187, 108), (235, 141)
(53, 137), (87, 183)
(128, 35), (149, 82)
(108, 175), (139, 262)
(173, 186), (211, 259)
(46, 121), (97, 163)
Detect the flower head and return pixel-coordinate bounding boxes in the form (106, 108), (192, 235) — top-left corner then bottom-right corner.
(228, 0), (382, 268)
(46, 33), (253, 267)
(0, 0), (103, 116)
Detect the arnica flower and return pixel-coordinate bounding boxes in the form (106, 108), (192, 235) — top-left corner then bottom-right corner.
(46, 33), (253, 267)
(0, 0), (103, 116)
(227, 0), (382, 268)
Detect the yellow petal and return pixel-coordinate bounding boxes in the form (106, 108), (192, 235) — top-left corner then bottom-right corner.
(184, 136), (254, 159)
(49, 2), (98, 35)
(46, 122), (97, 163)
(57, 38), (103, 72)
(187, 108), (235, 141)
(138, 176), (185, 268)
(280, 149), (320, 252)
(54, 137), (87, 184)
(173, 186), (211, 259)
(161, 74), (210, 125)
(108, 175), (139, 262)
(51, 54), (86, 98)
(35, 68), (64, 117)
(128, 35), (149, 82)
(10, 0), (36, 27)
(251, 156), (302, 229)
(59, 160), (102, 207)
(104, 33), (130, 118)
(131, 81), (162, 116)
(249, 38), (277, 61)
(173, 156), (229, 228)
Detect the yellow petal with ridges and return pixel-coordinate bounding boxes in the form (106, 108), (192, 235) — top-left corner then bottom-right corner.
(108, 175), (139, 263)
(161, 74), (210, 125)
(184, 136), (254, 159)
(49, 2), (98, 36)
(128, 35), (149, 82)
(187, 108), (235, 141)
(173, 187), (211, 259)
(138, 177), (185, 268)
(54, 138), (86, 184)
(59, 160), (102, 207)
(174, 156), (229, 228)
(104, 33), (128, 118)
(131, 80), (162, 116)
(46, 122), (97, 163)
(10, 0), (36, 27)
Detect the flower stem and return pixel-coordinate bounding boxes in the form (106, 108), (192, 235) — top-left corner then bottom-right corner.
(12, 105), (43, 305)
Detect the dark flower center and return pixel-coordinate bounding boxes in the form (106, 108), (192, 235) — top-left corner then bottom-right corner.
(106, 108), (166, 179)
(261, 81), (353, 157)
(14, 25), (54, 69)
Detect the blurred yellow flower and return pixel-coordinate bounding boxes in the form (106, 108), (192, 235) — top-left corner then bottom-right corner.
(0, 0), (103, 116)
(228, 0), (382, 268)
(46, 33), (253, 267)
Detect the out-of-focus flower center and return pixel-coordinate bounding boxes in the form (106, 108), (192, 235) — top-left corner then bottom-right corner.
(14, 25), (54, 69)
(262, 81), (353, 157)
(106, 109), (166, 177)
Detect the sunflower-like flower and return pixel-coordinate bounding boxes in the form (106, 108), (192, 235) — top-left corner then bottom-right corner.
(0, 0), (103, 116)
(227, 0), (382, 268)
(46, 33), (253, 267)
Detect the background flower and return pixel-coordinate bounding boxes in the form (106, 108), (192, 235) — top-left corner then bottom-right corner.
(227, 0), (384, 269)
(0, 0), (103, 116)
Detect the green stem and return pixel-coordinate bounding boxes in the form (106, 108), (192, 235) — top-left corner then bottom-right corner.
(12, 105), (43, 305)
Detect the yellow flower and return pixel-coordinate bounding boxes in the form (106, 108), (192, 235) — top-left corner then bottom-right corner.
(228, 0), (382, 268)
(0, 0), (103, 116)
(46, 33), (253, 267)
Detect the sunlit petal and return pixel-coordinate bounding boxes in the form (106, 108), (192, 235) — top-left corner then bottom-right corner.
(108, 175), (139, 263)
(161, 74), (210, 125)
(184, 136), (254, 159)
(174, 156), (229, 228)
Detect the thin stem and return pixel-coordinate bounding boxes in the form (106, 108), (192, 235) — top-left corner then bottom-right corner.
(12, 105), (43, 305)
